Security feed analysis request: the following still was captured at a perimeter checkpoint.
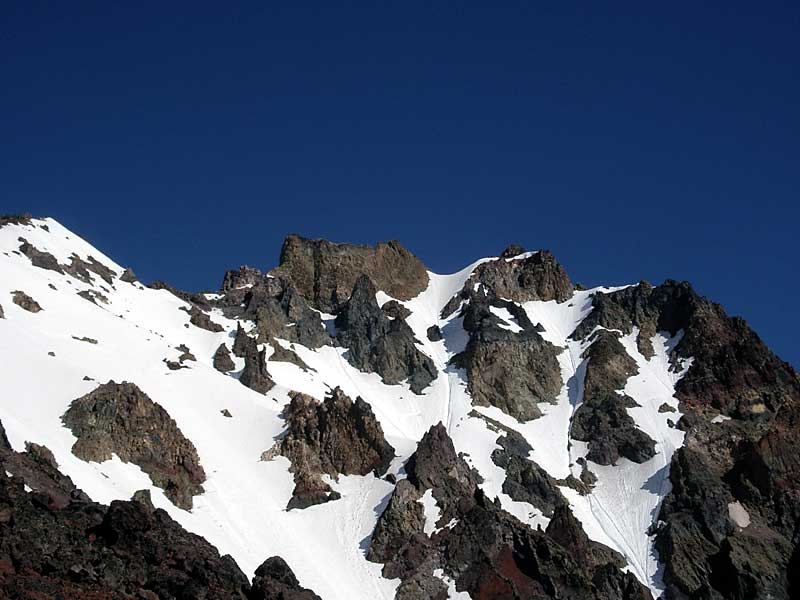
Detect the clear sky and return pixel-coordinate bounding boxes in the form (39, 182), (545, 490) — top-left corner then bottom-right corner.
(2, 2), (798, 366)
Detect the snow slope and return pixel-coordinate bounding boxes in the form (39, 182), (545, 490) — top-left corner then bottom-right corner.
(0, 218), (689, 598)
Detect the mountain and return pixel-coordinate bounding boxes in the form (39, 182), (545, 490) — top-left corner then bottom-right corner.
(0, 215), (797, 600)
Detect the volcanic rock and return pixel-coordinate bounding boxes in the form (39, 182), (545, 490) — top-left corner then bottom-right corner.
(263, 388), (394, 509)
(335, 275), (437, 394)
(11, 290), (42, 313)
(271, 234), (429, 313)
(213, 342), (235, 372)
(61, 381), (206, 510)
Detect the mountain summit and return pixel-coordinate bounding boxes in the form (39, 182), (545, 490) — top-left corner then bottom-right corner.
(1, 216), (797, 599)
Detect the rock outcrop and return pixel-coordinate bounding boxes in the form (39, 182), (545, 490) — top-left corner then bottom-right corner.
(0, 424), (320, 599)
(18, 238), (63, 273)
(491, 430), (565, 517)
(271, 234), (429, 313)
(11, 290), (42, 313)
(213, 342), (235, 372)
(442, 248), (573, 319)
(187, 305), (224, 332)
(61, 381), (206, 510)
(335, 275), (437, 394)
(571, 330), (656, 465)
(451, 290), (562, 420)
(249, 557), (322, 600)
(263, 388), (394, 509)
(240, 347), (275, 394)
(569, 279), (800, 598)
(246, 285), (329, 349)
(368, 424), (652, 600)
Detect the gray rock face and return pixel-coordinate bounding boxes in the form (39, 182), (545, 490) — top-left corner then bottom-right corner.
(221, 265), (266, 292)
(270, 234), (429, 313)
(452, 291), (562, 421)
(335, 275), (437, 394)
(264, 388), (394, 510)
(248, 286), (329, 349)
(213, 343), (235, 372)
(11, 290), (42, 313)
(61, 381), (206, 510)
(570, 330), (656, 466)
(268, 339), (311, 371)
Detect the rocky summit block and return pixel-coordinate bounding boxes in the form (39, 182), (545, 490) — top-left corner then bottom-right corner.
(335, 275), (437, 394)
(263, 388), (395, 509)
(270, 234), (429, 313)
(61, 381), (206, 510)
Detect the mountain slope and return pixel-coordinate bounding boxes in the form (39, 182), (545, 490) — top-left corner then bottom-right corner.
(0, 216), (796, 599)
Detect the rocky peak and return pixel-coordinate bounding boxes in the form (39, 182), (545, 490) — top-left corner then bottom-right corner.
(271, 234), (429, 313)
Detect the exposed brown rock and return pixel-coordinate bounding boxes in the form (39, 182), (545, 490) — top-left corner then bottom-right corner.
(264, 388), (394, 509)
(213, 342), (235, 372)
(11, 290), (42, 313)
(186, 305), (224, 332)
(270, 234), (429, 313)
(61, 381), (206, 510)
(0, 427), (321, 599)
(461, 249), (574, 305)
(18, 238), (63, 273)
(240, 347), (275, 394)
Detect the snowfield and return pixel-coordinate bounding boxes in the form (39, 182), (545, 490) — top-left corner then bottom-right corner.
(0, 218), (689, 598)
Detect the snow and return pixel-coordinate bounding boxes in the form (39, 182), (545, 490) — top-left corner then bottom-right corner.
(0, 218), (690, 599)
(711, 414), (731, 424)
(418, 489), (441, 536)
(728, 501), (750, 528)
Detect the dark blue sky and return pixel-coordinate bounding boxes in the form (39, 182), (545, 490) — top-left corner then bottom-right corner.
(2, 2), (798, 366)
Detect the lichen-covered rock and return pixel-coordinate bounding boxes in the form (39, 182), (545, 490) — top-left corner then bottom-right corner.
(61, 381), (206, 510)
(11, 290), (42, 313)
(452, 291), (562, 421)
(213, 342), (235, 372)
(271, 234), (429, 313)
(335, 275), (437, 394)
(264, 388), (394, 509)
